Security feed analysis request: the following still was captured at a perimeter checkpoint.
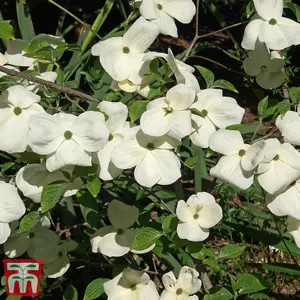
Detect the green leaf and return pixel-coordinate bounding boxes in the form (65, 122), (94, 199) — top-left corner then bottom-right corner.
(254, 263), (300, 276)
(129, 100), (149, 123)
(84, 278), (106, 300)
(285, 2), (300, 22)
(257, 96), (268, 118)
(277, 102), (290, 117)
(246, 1), (255, 18)
(63, 284), (78, 300)
(289, 86), (300, 103)
(237, 274), (267, 295)
(24, 41), (53, 54)
(87, 177), (101, 198)
(162, 214), (178, 234)
(250, 293), (270, 299)
(1, 162), (15, 172)
(195, 66), (214, 88)
(211, 80), (238, 93)
(19, 211), (41, 233)
(204, 287), (233, 300)
(184, 156), (200, 167)
(41, 181), (66, 213)
(131, 227), (162, 251)
(226, 122), (266, 134)
(203, 257), (220, 272)
(218, 244), (246, 260)
(16, 0), (35, 41)
(0, 21), (14, 40)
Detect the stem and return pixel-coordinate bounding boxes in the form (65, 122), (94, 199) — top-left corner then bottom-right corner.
(0, 65), (99, 103)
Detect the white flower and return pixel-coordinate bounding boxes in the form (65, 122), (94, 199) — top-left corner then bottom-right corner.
(287, 216), (300, 248)
(16, 164), (83, 203)
(243, 44), (285, 89)
(276, 111), (300, 145)
(190, 89), (244, 148)
(266, 179), (300, 219)
(111, 129), (181, 187)
(96, 101), (130, 180)
(25, 71), (58, 94)
(141, 83), (195, 139)
(0, 85), (44, 153)
(0, 53), (19, 78)
(176, 192), (222, 242)
(91, 17), (159, 83)
(241, 0), (300, 50)
(112, 79), (151, 97)
(0, 182), (26, 244)
(139, 0), (196, 38)
(91, 200), (139, 257)
(257, 139), (300, 194)
(104, 268), (159, 300)
(161, 266), (202, 300)
(209, 129), (266, 190)
(28, 111), (109, 172)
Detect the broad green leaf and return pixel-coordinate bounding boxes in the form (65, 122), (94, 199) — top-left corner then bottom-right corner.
(257, 96), (268, 118)
(41, 181), (66, 213)
(204, 287), (233, 300)
(289, 86), (300, 103)
(237, 274), (267, 295)
(186, 242), (203, 254)
(24, 41), (53, 54)
(16, 0), (35, 41)
(250, 293), (270, 299)
(129, 100), (149, 123)
(63, 284), (78, 300)
(195, 66), (214, 88)
(191, 246), (215, 260)
(19, 211), (41, 233)
(203, 257), (220, 271)
(211, 80), (238, 93)
(184, 156), (200, 167)
(162, 214), (178, 234)
(84, 278), (106, 300)
(246, 1), (255, 18)
(277, 102), (290, 117)
(1, 162), (15, 172)
(218, 244), (246, 259)
(87, 177), (101, 197)
(131, 227), (162, 251)
(0, 21), (14, 40)
(226, 122), (266, 134)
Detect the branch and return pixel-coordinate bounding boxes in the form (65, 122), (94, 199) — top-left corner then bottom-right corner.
(0, 65), (100, 103)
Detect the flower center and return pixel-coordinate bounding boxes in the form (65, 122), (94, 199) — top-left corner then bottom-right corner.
(64, 130), (73, 140)
(239, 149), (246, 157)
(193, 214), (199, 219)
(273, 154), (279, 161)
(123, 46), (130, 54)
(201, 109), (208, 117)
(116, 229), (124, 235)
(157, 4), (163, 10)
(108, 134), (114, 141)
(269, 18), (277, 25)
(176, 288), (183, 295)
(29, 232), (35, 238)
(164, 107), (173, 115)
(146, 143), (155, 150)
(261, 65), (267, 72)
(13, 107), (22, 116)
(131, 285), (137, 291)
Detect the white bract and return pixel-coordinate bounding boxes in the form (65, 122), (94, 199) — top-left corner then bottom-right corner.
(28, 111), (109, 172)
(0, 85), (44, 153)
(111, 129), (181, 187)
(190, 89), (244, 148)
(243, 44), (285, 89)
(141, 83), (195, 139)
(161, 266), (202, 300)
(242, 0), (300, 50)
(91, 17), (159, 83)
(276, 111), (300, 145)
(139, 0), (196, 37)
(287, 216), (300, 248)
(257, 139), (300, 194)
(91, 200), (139, 257)
(176, 192), (222, 242)
(104, 268), (159, 300)
(0, 182), (26, 244)
(209, 129), (266, 190)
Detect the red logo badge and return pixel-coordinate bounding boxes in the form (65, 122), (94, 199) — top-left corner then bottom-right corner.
(3, 259), (43, 296)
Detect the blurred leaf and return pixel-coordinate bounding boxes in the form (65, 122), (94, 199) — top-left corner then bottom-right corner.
(253, 263), (300, 276)
(211, 80), (238, 93)
(84, 278), (106, 300)
(162, 214), (178, 234)
(0, 21), (14, 40)
(237, 274), (267, 295)
(16, 0), (35, 41)
(63, 284), (78, 300)
(250, 293), (270, 299)
(289, 86), (300, 103)
(285, 2), (300, 22)
(204, 287), (233, 300)
(277, 102), (290, 117)
(219, 244), (246, 259)
(246, 1), (255, 18)
(204, 257), (220, 271)
(129, 100), (149, 123)
(195, 66), (214, 88)
(87, 177), (101, 197)
(1, 162), (15, 172)
(226, 122), (266, 134)
(41, 181), (66, 213)
(19, 211), (41, 233)
(131, 227), (162, 251)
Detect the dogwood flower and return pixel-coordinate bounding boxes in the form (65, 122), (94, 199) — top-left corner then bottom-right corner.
(266, 179), (300, 219)
(176, 192), (222, 242)
(287, 216), (300, 248)
(91, 200), (139, 257)
(276, 111), (300, 145)
(139, 0), (196, 37)
(161, 266), (202, 300)
(104, 268), (159, 300)
(0, 85), (44, 153)
(144, 48), (200, 92)
(242, 0), (300, 50)
(111, 129), (181, 187)
(0, 53), (19, 78)
(209, 129), (266, 189)
(190, 91), (245, 148)
(141, 84), (195, 139)
(257, 139), (300, 194)
(91, 17), (159, 83)
(16, 164), (83, 203)
(28, 111), (109, 172)
(243, 44), (285, 89)
(0, 182), (26, 244)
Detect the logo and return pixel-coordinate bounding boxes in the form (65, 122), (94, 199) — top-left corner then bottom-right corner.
(3, 259), (43, 296)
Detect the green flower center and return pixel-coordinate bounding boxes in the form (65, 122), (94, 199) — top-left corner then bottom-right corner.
(64, 130), (73, 140)
(13, 107), (22, 116)
(269, 18), (277, 25)
(164, 107), (173, 115)
(116, 229), (124, 235)
(157, 4), (163, 10)
(123, 46), (130, 54)
(147, 143), (155, 150)
(131, 285), (137, 291)
(261, 65), (267, 72)
(29, 232), (35, 239)
(273, 154), (279, 161)
(201, 109), (208, 117)
(108, 134), (114, 141)
(176, 288), (183, 295)
(239, 149), (246, 157)
(193, 214), (199, 219)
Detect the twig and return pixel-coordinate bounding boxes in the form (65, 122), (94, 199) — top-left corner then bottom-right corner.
(0, 65), (100, 103)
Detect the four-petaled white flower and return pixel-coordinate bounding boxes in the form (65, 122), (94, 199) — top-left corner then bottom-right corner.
(242, 0), (300, 50)
(91, 17), (159, 83)
(141, 84), (195, 139)
(111, 129), (181, 187)
(28, 111), (109, 172)
(176, 192), (222, 242)
(0, 85), (44, 153)
(104, 268), (160, 300)
(161, 266), (202, 300)
(140, 0), (196, 38)
(243, 44), (285, 89)
(209, 129), (266, 190)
